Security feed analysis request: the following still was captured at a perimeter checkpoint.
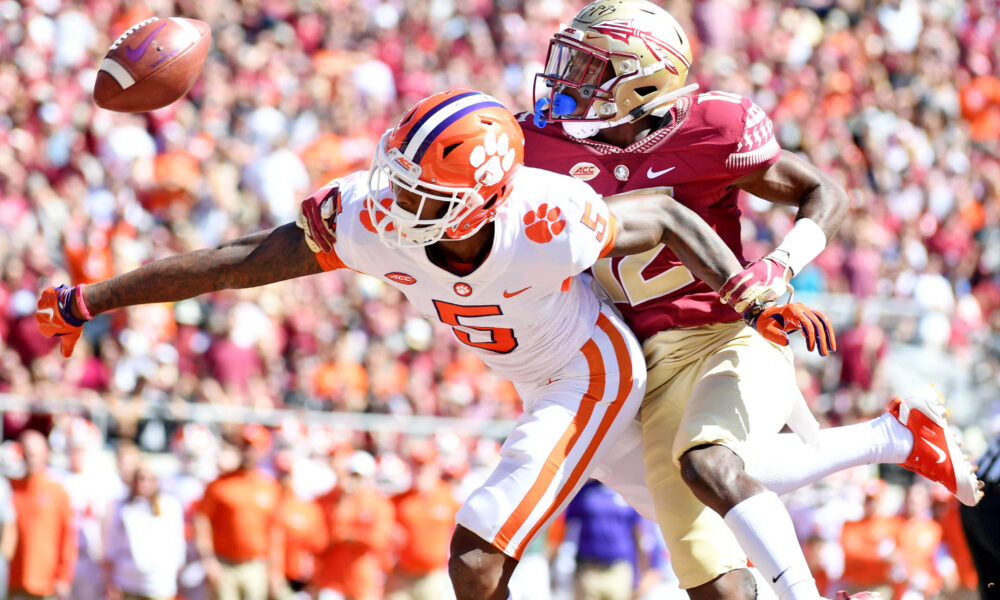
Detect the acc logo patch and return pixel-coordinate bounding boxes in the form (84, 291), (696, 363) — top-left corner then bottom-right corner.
(569, 162), (600, 181)
(454, 282), (472, 297)
(386, 272), (416, 285)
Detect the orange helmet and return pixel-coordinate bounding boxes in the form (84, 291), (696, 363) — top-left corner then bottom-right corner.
(367, 89), (525, 248)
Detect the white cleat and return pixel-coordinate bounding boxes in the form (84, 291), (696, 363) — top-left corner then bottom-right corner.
(888, 384), (984, 506)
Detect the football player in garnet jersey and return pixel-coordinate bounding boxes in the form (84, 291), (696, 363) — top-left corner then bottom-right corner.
(525, 1), (981, 599)
(36, 89), (832, 600)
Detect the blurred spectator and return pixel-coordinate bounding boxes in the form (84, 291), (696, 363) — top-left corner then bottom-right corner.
(314, 450), (394, 600)
(269, 450), (325, 600)
(930, 488), (978, 595)
(52, 417), (117, 600)
(194, 425), (280, 600)
(837, 303), (889, 392)
(0, 474), (15, 600)
(838, 480), (901, 597)
(103, 462), (185, 600)
(386, 440), (459, 600)
(892, 483), (944, 598)
(960, 431), (1000, 596)
(559, 480), (644, 600)
(161, 424), (217, 600)
(8, 430), (75, 600)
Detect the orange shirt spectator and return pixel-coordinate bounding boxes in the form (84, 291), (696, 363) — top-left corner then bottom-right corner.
(196, 465), (280, 564)
(894, 516), (942, 597)
(893, 484), (943, 598)
(9, 431), (77, 598)
(392, 480), (459, 574)
(391, 444), (460, 576)
(840, 483), (904, 587)
(315, 451), (394, 600)
(272, 487), (326, 583)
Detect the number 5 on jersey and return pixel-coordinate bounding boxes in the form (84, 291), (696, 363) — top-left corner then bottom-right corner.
(433, 300), (519, 354)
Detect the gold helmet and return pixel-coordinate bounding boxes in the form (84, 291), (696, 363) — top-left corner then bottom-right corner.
(533, 0), (698, 138)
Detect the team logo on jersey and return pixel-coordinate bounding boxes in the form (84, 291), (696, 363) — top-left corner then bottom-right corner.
(454, 282), (472, 297)
(569, 162), (600, 181)
(524, 203), (567, 244)
(386, 272), (416, 285)
(361, 196), (395, 233)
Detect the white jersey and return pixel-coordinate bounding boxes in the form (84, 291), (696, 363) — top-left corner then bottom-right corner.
(320, 167), (615, 384)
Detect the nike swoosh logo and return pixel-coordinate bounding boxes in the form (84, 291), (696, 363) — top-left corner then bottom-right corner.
(923, 438), (948, 464)
(772, 567), (789, 583)
(646, 166), (676, 179)
(125, 21), (169, 62)
(38, 307), (54, 320)
(503, 286), (531, 298)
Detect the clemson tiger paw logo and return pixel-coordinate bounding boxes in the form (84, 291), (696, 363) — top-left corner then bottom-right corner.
(470, 131), (516, 186)
(524, 203), (566, 244)
(362, 196), (395, 233)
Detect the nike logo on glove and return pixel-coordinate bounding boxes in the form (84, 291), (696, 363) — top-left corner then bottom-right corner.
(646, 166), (675, 179)
(773, 567), (790, 583)
(503, 287), (531, 298)
(125, 22), (169, 61)
(37, 307), (55, 320)
(923, 438), (948, 464)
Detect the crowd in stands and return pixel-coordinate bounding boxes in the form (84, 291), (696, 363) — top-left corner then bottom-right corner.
(0, 415), (982, 599)
(2, 0), (1000, 596)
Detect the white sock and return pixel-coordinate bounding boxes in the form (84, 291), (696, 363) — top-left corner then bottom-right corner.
(750, 414), (914, 495)
(723, 491), (819, 600)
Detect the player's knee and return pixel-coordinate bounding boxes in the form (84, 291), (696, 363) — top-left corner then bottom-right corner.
(680, 444), (745, 498)
(686, 568), (756, 600)
(449, 526), (513, 600)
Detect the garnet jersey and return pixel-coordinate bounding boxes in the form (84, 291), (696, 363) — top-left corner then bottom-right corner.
(519, 92), (781, 341)
(312, 167), (616, 384)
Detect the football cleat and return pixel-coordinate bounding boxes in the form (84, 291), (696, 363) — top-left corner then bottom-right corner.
(888, 384), (984, 507)
(834, 591), (881, 600)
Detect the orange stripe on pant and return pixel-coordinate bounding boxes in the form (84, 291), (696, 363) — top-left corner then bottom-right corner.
(493, 313), (633, 558)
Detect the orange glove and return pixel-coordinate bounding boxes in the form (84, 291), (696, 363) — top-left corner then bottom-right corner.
(36, 285), (90, 358)
(744, 301), (836, 356)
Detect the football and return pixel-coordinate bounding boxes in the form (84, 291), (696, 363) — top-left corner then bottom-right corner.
(94, 17), (211, 113)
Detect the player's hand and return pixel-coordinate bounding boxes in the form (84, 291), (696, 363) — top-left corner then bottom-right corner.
(719, 256), (789, 313)
(744, 302), (836, 356)
(36, 285), (89, 358)
(297, 183), (341, 253)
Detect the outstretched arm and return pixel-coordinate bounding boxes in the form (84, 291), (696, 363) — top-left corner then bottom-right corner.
(604, 190), (741, 292)
(36, 222), (322, 356)
(80, 222), (321, 316)
(603, 190), (835, 355)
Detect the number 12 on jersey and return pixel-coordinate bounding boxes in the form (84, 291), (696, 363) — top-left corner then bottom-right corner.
(433, 300), (519, 354)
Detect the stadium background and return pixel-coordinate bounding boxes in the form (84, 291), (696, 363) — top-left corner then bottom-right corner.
(1, 0), (999, 597)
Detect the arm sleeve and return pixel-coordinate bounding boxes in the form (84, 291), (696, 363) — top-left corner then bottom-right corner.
(315, 248), (347, 271)
(722, 97), (781, 177)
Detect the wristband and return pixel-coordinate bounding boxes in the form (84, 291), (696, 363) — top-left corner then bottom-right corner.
(769, 218), (826, 276)
(75, 284), (94, 321)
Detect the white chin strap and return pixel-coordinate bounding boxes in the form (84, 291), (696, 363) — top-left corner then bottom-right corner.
(561, 83), (700, 139)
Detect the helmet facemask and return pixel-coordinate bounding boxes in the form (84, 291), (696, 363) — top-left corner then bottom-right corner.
(368, 131), (488, 249)
(532, 1), (699, 139)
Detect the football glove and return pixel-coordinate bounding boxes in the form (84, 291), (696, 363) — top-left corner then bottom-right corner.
(743, 301), (837, 356)
(296, 183), (341, 253)
(719, 256), (790, 313)
(36, 285), (89, 358)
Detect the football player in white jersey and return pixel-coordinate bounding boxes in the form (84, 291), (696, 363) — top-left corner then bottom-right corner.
(35, 89), (832, 600)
